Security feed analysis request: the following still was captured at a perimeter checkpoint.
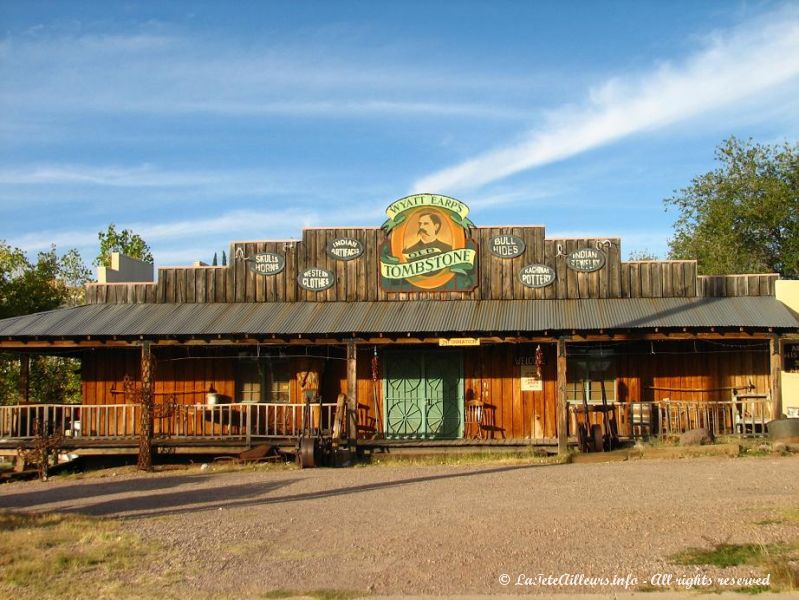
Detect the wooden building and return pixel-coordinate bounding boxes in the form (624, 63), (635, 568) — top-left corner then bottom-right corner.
(1, 194), (797, 455)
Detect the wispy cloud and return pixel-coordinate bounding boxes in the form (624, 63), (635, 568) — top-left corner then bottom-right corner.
(8, 207), (322, 251)
(0, 28), (537, 121)
(413, 9), (799, 192)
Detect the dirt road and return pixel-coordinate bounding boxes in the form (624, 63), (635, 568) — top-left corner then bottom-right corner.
(2, 455), (798, 596)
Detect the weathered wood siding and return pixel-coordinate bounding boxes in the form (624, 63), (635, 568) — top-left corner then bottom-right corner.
(463, 344), (559, 440)
(80, 342), (771, 439)
(616, 342), (770, 403)
(86, 226), (775, 304)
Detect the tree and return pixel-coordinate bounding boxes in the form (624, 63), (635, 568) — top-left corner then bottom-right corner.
(666, 137), (799, 277)
(0, 242), (91, 404)
(95, 224), (153, 267)
(212, 252), (218, 266)
(628, 249), (659, 261)
(222, 250), (227, 266)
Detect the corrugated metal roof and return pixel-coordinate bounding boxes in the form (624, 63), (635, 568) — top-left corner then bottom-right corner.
(0, 297), (795, 339)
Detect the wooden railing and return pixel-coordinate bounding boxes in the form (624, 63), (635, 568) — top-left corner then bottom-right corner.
(0, 403), (338, 443)
(568, 397), (773, 440)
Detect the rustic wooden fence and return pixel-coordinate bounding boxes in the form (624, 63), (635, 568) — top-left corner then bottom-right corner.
(0, 402), (338, 444)
(568, 397), (772, 440)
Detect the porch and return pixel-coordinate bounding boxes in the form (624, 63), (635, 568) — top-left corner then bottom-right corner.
(0, 395), (774, 454)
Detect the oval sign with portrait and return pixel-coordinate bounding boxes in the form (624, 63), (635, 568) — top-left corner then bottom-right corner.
(247, 252), (285, 276)
(297, 267), (335, 292)
(518, 264), (556, 288)
(326, 238), (364, 261)
(566, 247), (606, 273)
(379, 194), (478, 292)
(489, 234), (525, 259)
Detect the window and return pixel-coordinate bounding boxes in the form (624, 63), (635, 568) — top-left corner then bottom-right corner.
(236, 357), (291, 403)
(566, 348), (616, 404)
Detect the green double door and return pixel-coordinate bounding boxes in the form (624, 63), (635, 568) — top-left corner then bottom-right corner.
(383, 350), (463, 439)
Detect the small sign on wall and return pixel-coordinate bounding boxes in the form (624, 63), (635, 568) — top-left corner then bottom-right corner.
(785, 342), (799, 373)
(326, 238), (364, 261)
(520, 364), (543, 391)
(247, 252), (285, 276)
(298, 268), (335, 292)
(439, 337), (480, 347)
(566, 247), (606, 272)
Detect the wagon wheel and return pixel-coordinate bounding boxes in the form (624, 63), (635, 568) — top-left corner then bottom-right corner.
(426, 401), (460, 438)
(386, 401), (423, 436)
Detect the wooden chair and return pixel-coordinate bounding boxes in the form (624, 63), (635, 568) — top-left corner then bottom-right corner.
(356, 403), (378, 439)
(464, 399), (484, 439)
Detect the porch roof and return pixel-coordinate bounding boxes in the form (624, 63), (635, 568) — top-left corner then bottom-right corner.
(0, 296), (796, 340)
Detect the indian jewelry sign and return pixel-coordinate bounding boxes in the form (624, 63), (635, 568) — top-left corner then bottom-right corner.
(298, 267), (335, 292)
(566, 247), (606, 273)
(489, 234), (525, 259)
(247, 252), (285, 276)
(518, 264), (556, 288)
(379, 194), (478, 291)
(326, 238), (363, 261)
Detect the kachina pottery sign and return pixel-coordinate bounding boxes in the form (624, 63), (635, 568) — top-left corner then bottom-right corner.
(379, 194), (478, 291)
(518, 264), (556, 288)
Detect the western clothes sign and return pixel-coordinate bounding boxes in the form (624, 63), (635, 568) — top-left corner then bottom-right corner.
(380, 194), (478, 292)
(298, 268), (335, 292)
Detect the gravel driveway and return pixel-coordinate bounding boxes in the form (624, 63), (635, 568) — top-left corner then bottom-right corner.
(2, 455), (798, 596)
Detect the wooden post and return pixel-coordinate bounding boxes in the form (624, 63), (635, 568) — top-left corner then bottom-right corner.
(770, 335), (782, 419)
(138, 342), (154, 471)
(18, 354), (29, 403)
(557, 337), (568, 455)
(346, 340), (358, 441)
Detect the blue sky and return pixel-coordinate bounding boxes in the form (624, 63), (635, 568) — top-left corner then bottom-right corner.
(1, 1), (798, 269)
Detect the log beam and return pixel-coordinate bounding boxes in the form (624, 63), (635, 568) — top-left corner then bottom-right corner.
(770, 335), (783, 418)
(557, 337), (569, 455)
(346, 340), (358, 441)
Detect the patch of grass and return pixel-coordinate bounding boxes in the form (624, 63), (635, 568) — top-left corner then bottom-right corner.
(670, 540), (799, 593)
(755, 507), (799, 526)
(672, 542), (768, 568)
(0, 510), (168, 599)
(261, 590), (365, 600)
(360, 449), (567, 467)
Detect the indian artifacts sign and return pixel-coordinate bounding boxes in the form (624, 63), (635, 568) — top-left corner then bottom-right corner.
(298, 268), (335, 292)
(489, 234), (525, 259)
(379, 194), (478, 292)
(518, 264), (556, 288)
(566, 247), (606, 272)
(246, 252), (285, 276)
(326, 238), (363, 261)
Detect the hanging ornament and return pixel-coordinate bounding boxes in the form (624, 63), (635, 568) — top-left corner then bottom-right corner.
(535, 344), (545, 379)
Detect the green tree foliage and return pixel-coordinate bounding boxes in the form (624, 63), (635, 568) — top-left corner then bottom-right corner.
(666, 137), (799, 277)
(212, 252), (218, 266)
(95, 224), (153, 267)
(222, 250), (227, 266)
(627, 249), (660, 261)
(0, 242), (91, 405)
